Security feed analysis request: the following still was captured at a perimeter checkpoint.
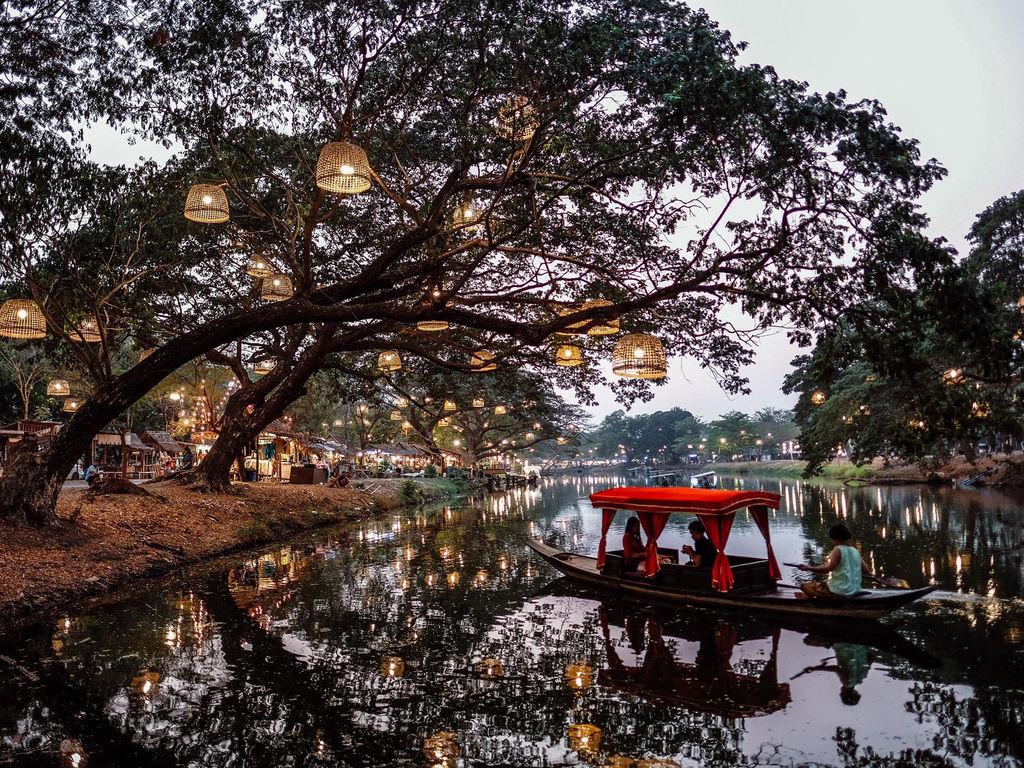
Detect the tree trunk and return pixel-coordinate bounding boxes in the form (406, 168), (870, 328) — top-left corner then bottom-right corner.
(0, 435), (64, 525)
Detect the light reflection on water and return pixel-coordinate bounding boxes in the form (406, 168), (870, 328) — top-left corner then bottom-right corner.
(0, 475), (1022, 767)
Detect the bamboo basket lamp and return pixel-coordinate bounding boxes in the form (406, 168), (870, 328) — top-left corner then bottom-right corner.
(611, 333), (667, 379)
(378, 349), (402, 372)
(72, 316), (102, 343)
(261, 273), (293, 302)
(555, 343), (584, 367)
(390, 409), (403, 421)
(62, 398), (81, 413)
(0, 299), (46, 339)
(443, 399), (457, 412)
(810, 390), (827, 405)
(184, 184), (229, 224)
(416, 319), (449, 332)
(472, 397), (485, 408)
(470, 349), (497, 372)
(47, 379), (70, 397)
(556, 299), (619, 336)
(495, 95), (538, 141)
(254, 360), (276, 375)
(245, 256), (274, 278)
(316, 141), (372, 195)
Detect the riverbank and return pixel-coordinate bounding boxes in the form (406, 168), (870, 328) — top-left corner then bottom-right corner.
(0, 478), (463, 626)
(708, 455), (1024, 486)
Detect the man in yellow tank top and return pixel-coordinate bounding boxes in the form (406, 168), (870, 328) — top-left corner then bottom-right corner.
(797, 524), (878, 599)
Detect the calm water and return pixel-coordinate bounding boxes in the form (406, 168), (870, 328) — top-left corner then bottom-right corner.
(1, 475), (1023, 768)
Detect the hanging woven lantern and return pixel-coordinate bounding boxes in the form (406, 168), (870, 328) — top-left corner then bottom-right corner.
(494, 405), (507, 416)
(0, 299), (46, 339)
(555, 343), (584, 367)
(71, 316), (102, 343)
(971, 401), (991, 419)
(416, 319), (449, 332)
(245, 256), (273, 278)
(62, 398), (81, 413)
(261, 273), (293, 302)
(567, 724), (601, 758)
(378, 349), (402, 372)
(556, 299), (619, 336)
(401, 420), (413, 432)
(612, 333), (667, 379)
(437, 417), (451, 427)
(453, 196), (482, 230)
(47, 379), (70, 397)
(472, 397), (485, 408)
(254, 360), (276, 375)
(315, 141), (372, 195)
(470, 349), (497, 372)
(389, 409), (403, 421)
(810, 390), (827, 405)
(184, 183), (229, 224)
(443, 399), (457, 412)
(942, 367), (964, 386)
(495, 94), (538, 141)
(476, 658), (504, 678)
(139, 348), (155, 362)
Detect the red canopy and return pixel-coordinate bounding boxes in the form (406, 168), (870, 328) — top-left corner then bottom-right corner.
(589, 487), (781, 515)
(590, 486), (782, 590)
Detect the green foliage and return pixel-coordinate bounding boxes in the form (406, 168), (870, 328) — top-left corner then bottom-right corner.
(424, 464), (438, 478)
(397, 480), (424, 506)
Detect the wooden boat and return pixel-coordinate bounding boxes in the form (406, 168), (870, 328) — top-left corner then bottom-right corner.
(527, 486), (937, 620)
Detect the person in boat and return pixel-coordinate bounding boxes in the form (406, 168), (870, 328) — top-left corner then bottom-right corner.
(681, 519), (718, 568)
(796, 523), (878, 599)
(622, 517), (647, 573)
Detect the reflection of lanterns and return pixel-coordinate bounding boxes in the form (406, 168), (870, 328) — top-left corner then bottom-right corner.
(446, 571), (460, 587)
(470, 349), (497, 372)
(0, 299), (46, 339)
(378, 350), (402, 372)
(637, 760), (682, 768)
(47, 379), (70, 397)
(380, 655), (405, 678)
(555, 343), (584, 366)
(612, 333), (667, 379)
(315, 141), (372, 195)
(605, 757), (634, 768)
(59, 739), (86, 768)
(417, 319), (449, 332)
(493, 405), (507, 416)
(184, 183), (229, 223)
(130, 670), (161, 696)
(476, 658), (504, 678)
(565, 662), (594, 692)
(495, 94), (538, 141)
(423, 732), (460, 765)
(261, 273), (293, 301)
(567, 724), (601, 758)
(943, 367), (964, 386)
(810, 390), (826, 405)
(72, 316), (102, 343)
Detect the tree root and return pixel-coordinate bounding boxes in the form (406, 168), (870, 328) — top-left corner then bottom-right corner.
(89, 477), (154, 497)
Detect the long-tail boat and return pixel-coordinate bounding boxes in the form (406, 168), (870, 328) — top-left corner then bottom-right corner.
(527, 486), (936, 619)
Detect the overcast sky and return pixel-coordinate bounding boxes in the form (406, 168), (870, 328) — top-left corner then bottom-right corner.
(584, 0), (1024, 421)
(87, 2), (1024, 424)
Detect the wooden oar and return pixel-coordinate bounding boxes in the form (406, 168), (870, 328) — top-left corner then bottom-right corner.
(783, 562), (910, 590)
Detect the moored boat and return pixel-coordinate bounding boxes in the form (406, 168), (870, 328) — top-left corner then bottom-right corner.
(527, 486), (936, 620)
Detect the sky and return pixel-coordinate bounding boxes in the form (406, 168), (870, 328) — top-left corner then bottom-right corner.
(85, 2), (1024, 424)
(583, 0), (1024, 421)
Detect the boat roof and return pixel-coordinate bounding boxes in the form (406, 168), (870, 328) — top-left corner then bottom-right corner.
(590, 486), (781, 515)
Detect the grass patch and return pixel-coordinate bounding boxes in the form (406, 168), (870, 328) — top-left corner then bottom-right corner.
(707, 459), (879, 480)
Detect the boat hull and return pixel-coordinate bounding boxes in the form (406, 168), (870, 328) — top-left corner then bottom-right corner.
(526, 538), (936, 620)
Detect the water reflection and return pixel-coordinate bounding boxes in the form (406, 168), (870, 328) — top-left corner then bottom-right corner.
(0, 476), (1021, 767)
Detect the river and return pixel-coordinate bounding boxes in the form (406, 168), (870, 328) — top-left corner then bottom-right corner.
(0, 475), (1022, 767)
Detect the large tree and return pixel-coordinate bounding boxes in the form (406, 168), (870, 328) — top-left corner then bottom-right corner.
(1, 0), (944, 523)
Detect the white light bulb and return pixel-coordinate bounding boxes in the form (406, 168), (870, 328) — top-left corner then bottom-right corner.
(339, 163), (355, 175)
(16, 308), (27, 319)
(201, 195), (212, 205)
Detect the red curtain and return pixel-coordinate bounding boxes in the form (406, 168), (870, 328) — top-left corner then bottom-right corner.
(750, 505), (782, 580)
(697, 511), (735, 591)
(637, 511), (669, 575)
(596, 509), (617, 569)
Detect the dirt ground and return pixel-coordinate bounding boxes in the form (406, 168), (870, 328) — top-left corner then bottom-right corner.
(0, 478), (456, 627)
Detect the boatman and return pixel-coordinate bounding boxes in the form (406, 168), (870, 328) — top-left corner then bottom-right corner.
(796, 523), (878, 599)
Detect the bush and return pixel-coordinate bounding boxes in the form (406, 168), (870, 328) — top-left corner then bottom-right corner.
(424, 464), (438, 478)
(398, 479), (424, 505)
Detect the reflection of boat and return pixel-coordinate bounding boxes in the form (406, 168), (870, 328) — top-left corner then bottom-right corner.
(597, 605), (790, 717)
(528, 487), (936, 620)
